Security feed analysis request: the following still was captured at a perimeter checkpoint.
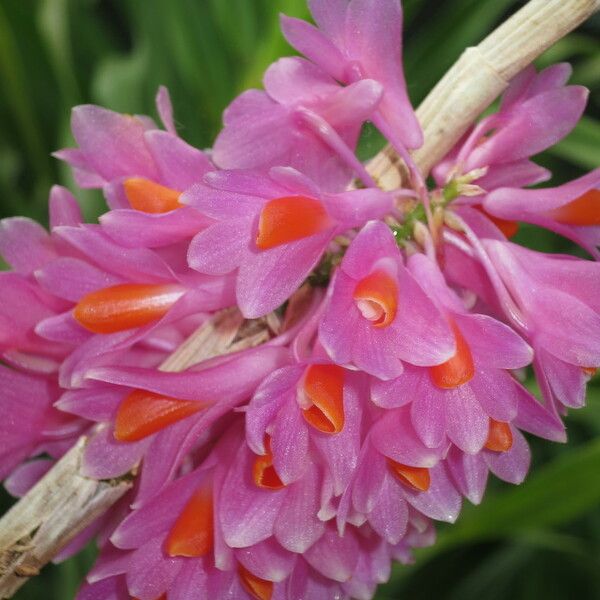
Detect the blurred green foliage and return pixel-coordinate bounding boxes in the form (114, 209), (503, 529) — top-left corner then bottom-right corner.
(0, 1), (599, 599)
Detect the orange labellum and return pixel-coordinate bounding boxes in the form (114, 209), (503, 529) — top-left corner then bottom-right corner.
(583, 367), (597, 378)
(114, 389), (204, 442)
(124, 178), (182, 213)
(73, 283), (184, 334)
(255, 196), (332, 250)
(388, 459), (431, 492)
(238, 564), (273, 600)
(484, 419), (513, 452)
(430, 322), (475, 389)
(253, 437), (285, 490)
(301, 364), (345, 434)
(165, 485), (214, 558)
(545, 189), (600, 226)
(353, 269), (398, 328)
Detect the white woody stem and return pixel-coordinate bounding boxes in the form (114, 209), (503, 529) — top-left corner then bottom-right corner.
(368, 0), (600, 190)
(0, 0), (598, 596)
(0, 308), (250, 599)
(0, 438), (132, 598)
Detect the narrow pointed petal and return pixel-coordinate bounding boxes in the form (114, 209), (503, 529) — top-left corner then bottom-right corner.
(236, 538), (296, 583)
(484, 428), (530, 484)
(402, 464), (462, 523)
(446, 446), (488, 505)
(274, 465), (324, 553)
(49, 185), (83, 228)
(368, 475), (409, 544)
(304, 527), (359, 583)
(445, 385), (489, 454)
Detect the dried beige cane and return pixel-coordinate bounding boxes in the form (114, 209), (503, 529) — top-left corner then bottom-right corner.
(1, 0), (599, 597)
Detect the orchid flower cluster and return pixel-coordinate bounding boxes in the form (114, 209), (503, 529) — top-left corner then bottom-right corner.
(1, 1), (599, 599)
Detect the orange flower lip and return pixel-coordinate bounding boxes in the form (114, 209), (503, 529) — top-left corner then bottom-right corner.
(114, 389), (205, 442)
(123, 177), (182, 213)
(238, 564), (273, 600)
(388, 459), (431, 492)
(253, 436), (285, 490)
(484, 419), (513, 452)
(255, 195), (333, 250)
(545, 189), (600, 226)
(429, 322), (475, 389)
(73, 283), (185, 334)
(301, 364), (345, 434)
(353, 269), (398, 328)
(165, 484), (214, 557)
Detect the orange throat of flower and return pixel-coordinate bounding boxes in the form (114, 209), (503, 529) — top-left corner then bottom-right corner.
(544, 189), (600, 226)
(353, 269), (399, 328)
(484, 419), (513, 452)
(253, 436), (285, 490)
(165, 483), (214, 558)
(238, 564), (273, 600)
(73, 283), (185, 334)
(300, 364), (345, 434)
(255, 196), (333, 250)
(114, 389), (205, 442)
(388, 459), (431, 492)
(430, 322), (475, 389)
(123, 178), (183, 213)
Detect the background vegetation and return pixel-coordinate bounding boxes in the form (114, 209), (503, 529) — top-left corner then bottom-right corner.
(0, 1), (598, 598)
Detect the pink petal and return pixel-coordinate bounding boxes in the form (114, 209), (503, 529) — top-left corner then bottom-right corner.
(346, 0), (422, 148)
(444, 384), (489, 454)
(0, 217), (55, 274)
(71, 105), (158, 182)
(36, 257), (123, 302)
(82, 426), (149, 479)
(467, 86), (588, 168)
(483, 427), (530, 484)
(371, 407), (443, 467)
(274, 465), (325, 553)
(236, 538), (296, 583)
(368, 474), (408, 544)
(304, 527), (359, 583)
(155, 86), (176, 135)
(126, 536), (183, 600)
(187, 219), (252, 275)
(237, 231), (332, 318)
(455, 313), (533, 369)
(280, 16), (347, 82)
(219, 444), (285, 548)
(271, 399), (310, 485)
(100, 207), (209, 249)
(145, 130), (213, 190)
(49, 185), (83, 228)
(446, 446), (488, 505)
(402, 463), (462, 523)
(246, 365), (303, 455)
